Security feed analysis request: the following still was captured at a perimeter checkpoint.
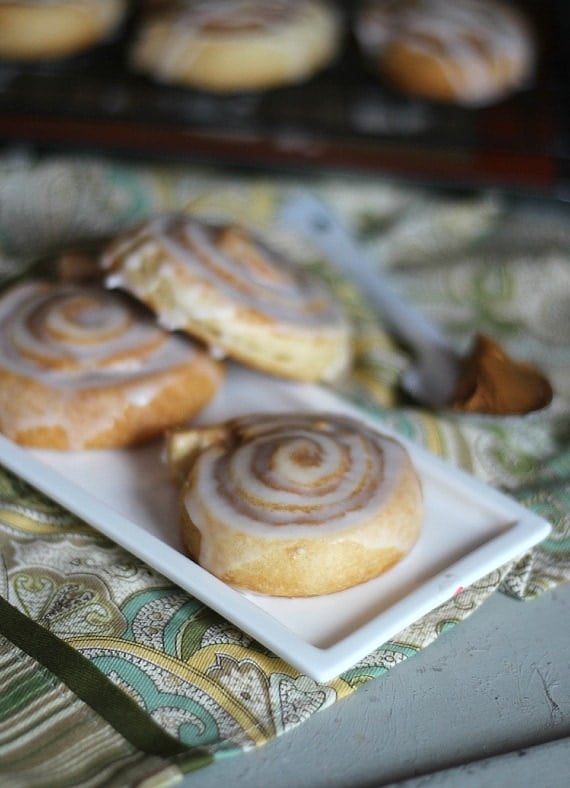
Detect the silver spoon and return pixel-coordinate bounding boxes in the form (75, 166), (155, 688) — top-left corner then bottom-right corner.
(278, 192), (461, 408)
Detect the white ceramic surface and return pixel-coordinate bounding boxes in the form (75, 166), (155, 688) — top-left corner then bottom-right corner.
(0, 364), (551, 681)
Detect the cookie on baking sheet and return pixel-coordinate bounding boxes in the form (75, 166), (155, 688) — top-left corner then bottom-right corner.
(0, 280), (223, 450)
(169, 412), (423, 597)
(100, 213), (352, 383)
(0, 0), (129, 61)
(354, 0), (535, 106)
(129, 0), (342, 92)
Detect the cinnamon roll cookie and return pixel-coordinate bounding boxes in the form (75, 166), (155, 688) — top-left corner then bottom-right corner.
(355, 0), (535, 106)
(129, 0), (342, 92)
(168, 412), (423, 596)
(0, 281), (223, 449)
(100, 214), (352, 383)
(0, 0), (128, 61)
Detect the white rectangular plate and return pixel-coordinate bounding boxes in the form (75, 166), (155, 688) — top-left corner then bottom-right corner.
(0, 364), (551, 682)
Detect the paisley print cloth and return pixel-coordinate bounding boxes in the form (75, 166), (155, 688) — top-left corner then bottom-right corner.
(0, 153), (568, 786)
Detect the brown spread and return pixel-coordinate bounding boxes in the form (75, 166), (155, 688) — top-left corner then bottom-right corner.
(451, 334), (553, 415)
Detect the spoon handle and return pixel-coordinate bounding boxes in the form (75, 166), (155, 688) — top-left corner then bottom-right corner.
(278, 192), (447, 351)
(279, 193), (460, 407)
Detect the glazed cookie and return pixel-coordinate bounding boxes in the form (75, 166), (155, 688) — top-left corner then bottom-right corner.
(168, 412), (423, 597)
(0, 0), (128, 61)
(100, 214), (352, 383)
(129, 0), (342, 92)
(355, 0), (535, 106)
(0, 280), (223, 449)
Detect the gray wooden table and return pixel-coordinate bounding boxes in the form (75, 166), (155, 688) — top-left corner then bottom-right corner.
(181, 582), (570, 787)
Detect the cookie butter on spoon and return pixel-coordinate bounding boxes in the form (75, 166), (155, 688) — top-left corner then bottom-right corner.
(451, 334), (553, 416)
(278, 194), (552, 416)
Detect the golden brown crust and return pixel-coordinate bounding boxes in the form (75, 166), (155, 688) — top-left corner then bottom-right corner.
(0, 0), (128, 61)
(0, 361), (221, 449)
(129, 0), (341, 92)
(0, 280), (223, 450)
(101, 214), (352, 383)
(355, 0), (535, 106)
(176, 412), (423, 597)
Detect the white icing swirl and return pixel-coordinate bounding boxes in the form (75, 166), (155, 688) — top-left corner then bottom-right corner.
(131, 0), (340, 89)
(102, 214), (347, 331)
(185, 413), (411, 545)
(0, 280), (206, 390)
(161, 0), (306, 31)
(357, 0), (533, 103)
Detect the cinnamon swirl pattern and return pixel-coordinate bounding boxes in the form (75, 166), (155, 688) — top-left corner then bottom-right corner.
(0, 0), (128, 61)
(129, 0), (341, 92)
(101, 214), (352, 383)
(0, 280), (223, 449)
(355, 0), (535, 106)
(173, 412), (423, 596)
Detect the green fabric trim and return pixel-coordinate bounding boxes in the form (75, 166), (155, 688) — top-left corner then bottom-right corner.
(0, 597), (190, 759)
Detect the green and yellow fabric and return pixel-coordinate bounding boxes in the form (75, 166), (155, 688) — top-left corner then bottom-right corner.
(0, 154), (568, 786)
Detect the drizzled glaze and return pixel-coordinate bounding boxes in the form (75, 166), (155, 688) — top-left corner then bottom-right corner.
(357, 0), (533, 104)
(0, 280), (205, 388)
(182, 413), (423, 585)
(102, 214), (348, 334)
(0, 280), (222, 448)
(132, 0), (340, 88)
(154, 0), (305, 31)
